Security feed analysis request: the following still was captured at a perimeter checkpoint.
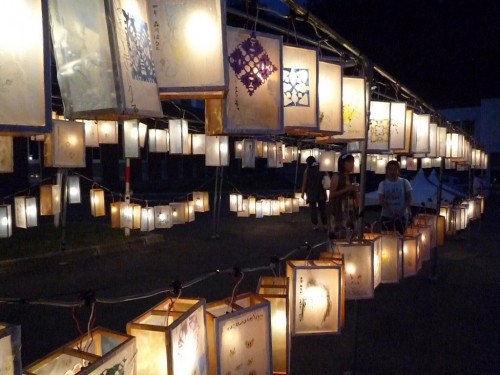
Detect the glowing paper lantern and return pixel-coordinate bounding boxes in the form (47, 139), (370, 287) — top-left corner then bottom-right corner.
(206, 27), (283, 135)
(283, 146), (298, 163)
(206, 293), (272, 375)
(24, 327), (136, 375)
(44, 120), (85, 168)
(286, 259), (343, 335)
(49, 0), (162, 120)
(236, 199), (250, 217)
(120, 203), (141, 229)
(242, 139), (256, 168)
(368, 101), (390, 152)
(0, 205), (13, 238)
(123, 119), (140, 158)
(318, 59), (342, 134)
(394, 109), (413, 154)
(148, 129), (168, 153)
(283, 45), (319, 134)
(140, 206), (155, 232)
(98, 121), (119, 144)
(0, 322), (22, 374)
(229, 193), (243, 212)
(437, 215), (446, 246)
(67, 175), (81, 204)
(169, 119), (190, 155)
(127, 298), (208, 375)
(389, 102), (407, 150)
(154, 205), (173, 229)
(379, 232), (403, 283)
(170, 202), (188, 224)
(411, 113), (430, 153)
(0, 0), (49, 133)
(83, 120), (99, 147)
(428, 122), (438, 158)
(147, 0), (227, 99)
(110, 202), (123, 229)
(335, 76), (366, 141)
(192, 134), (206, 155)
(257, 276), (290, 375)
(193, 191), (210, 212)
(319, 150), (336, 172)
(0, 136), (14, 173)
(401, 235), (419, 278)
(139, 122), (148, 148)
(90, 189), (106, 217)
(205, 136), (229, 166)
(40, 185), (61, 216)
(267, 142), (283, 168)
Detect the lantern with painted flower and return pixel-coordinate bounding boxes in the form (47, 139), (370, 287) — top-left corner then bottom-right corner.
(334, 76), (366, 141)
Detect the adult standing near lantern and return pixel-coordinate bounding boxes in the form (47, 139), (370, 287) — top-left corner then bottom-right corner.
(378, 160), (413, 234)
(328, 153), (359, 239)
(301, 156), (328, 231)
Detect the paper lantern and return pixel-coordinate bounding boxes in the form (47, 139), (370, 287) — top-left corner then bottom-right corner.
(334, 76), (366, 141)
(437, 127), (447, 157)
(169, 119), (190, 155)
(0, 322), (22, 375)
(247, 196), (257, 215)
(170, 202), (188, 224)
(414, 214), (438, 249)
(286, 259), (343, 335)
(257, 276), (290, 375)
(255, 200), (264, 218)
(267, 142), (283, 168)
(236, 199), (250, 217)
(67, 175), (81, 204)
(90, 189), (106, 217)
(123, 119), (140, 158)
(368, 101), (390, 152)
(401, 235), (419, 278)
(229, 193), (243, 212)
(378, 232), (403, 283)
(24, 327), (136, 375)
(49, 0), (162, 120)
(147, 0), (227, 99)
(261, 199), (272, 216)
(0, 205), (13, 238)
(148, 129), (169, 153)
(39, 185), (61, 216)
(140, 206), (155, 232)
(193, 191), (210, 212)
(0, 0), (49, 133)
(139, 122), (148, 148)
(283, 146), (298, 163)
(192, 134), (206, 155)
(120, 203), (141, 229)
(110, 202), (123, 229)
(283, 45), (319, 134)
(334, 238), (382, 299)
(83, 120), (99, 147)
(154, 205), (173, 229)
(0, 136), (14, 173)
(234, 141), (243, 159)
(406, 157), (418, 171)
(205, 136), (229, 166)
(428, 122), (438, 157)
(44, 120), (85, 168)
(388, 102), (407, 150)
(127, 298), (208, 375)
(318, 59), (342, 134)
(205, 293), (272, 375)
(242, 139), (256, 168)
(206, 27), (283, 135)
(421, 157), (432, 169)
(410, 113), (430, 153)
(98, 121), (119, 144)
(319, 150), (336, 172)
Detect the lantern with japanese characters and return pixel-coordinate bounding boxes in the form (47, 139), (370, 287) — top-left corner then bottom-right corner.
(0, 322), (22, 375)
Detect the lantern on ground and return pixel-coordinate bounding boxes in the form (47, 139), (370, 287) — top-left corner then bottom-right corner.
(248, 196), (257, 215)
(0, 136), (14, 173)
(0, 322), (22, 375)
(193, 191), (210, 212)
(154, 205), (173, 229)
(0, 205), (13, 238)
(15, 196), (37, 229)
(437, 215), (446, 246)
(141, 206), (155, 232)
(127, 298), (208, 375)
(90, 188), (106, 217)
(286, 259), (343, 335)
(255, 200), (264, 218)
(40, 184), (61, 216)
(24, 328), (136, 375)
(44, 120), (86, 168)
(378, 232), (402, 283)
(368, 101), (390, 152)
(257, 276), (290, 375)
(169, 119), (190, 155)
(120, 203), (141, 229)
(206, 293), (272, 375)
(334, 76), (366, 141)
(123, 119), (140, 158)
(205, 136), (229, 166)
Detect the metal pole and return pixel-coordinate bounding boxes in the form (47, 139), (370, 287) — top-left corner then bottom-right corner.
(58, 168), (68, 252)
(212, 167), (220, 238)
(124, 157), (131, 237)
(430, 157), (445, 280)
(216, 167), (224, 236)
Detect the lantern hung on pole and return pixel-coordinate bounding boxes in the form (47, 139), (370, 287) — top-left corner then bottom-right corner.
(0, 322), (22, 374)
(334, 76), (366, 141)
(24, 327), (136, 375)
(90, 188), (106, 217)
(282, 45), (319, 134)
(48, 0), (163, 120)
(123, 119), (141, 158)
(169, 119), (190, 155)
(147, 0), (227, 99)
(205, 293), (272, 375)
(367, 101), (391, 152)
(44, 120), (86, 168)
(127, 297), (209, 375)
(318, 59), (343, 134)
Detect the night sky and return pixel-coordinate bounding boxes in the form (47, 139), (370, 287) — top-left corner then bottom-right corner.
(308, 0), (500, 109)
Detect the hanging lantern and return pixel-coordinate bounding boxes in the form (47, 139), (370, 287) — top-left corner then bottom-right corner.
(98, 121), (119, 144)
(368, 101), (390, 152)
(257, 276), (290, 375)
(428, 122), (438, 157)
(123, 119), (140, 158)
(287, 259), (343, 335)
(0, 136), (14, 173)
(318, 59), (342, 134)
(110, 202), (123, 229)
(67, 175), (81, 204)
(271, 199), (281, 216)
(394, 109), (413, 154)
(139, 122), (148, 148)
(255, 200), (264, 218)
(169, 119), (190, 155)
(205, 293), (272, 375)
(154, 205), (173, 229)
(294, 192), (307, 207)
(229, 193), (243, 212)
(45, 120), (85, 168)
(191, 134), (206, 155)
(378, 232), (403, 283)
(247, 196), (257, 215)
(147, 0), (227, 99)
(421, 157), (432, 168)
(234, 141), (243, 159)
(170, 202), (188, 224)
(261, 199), (272, 216)
(140, 206), (155, 232)
(0, 322), (22, 374)
(83, 120), (99, 147)
(205, 136), (229, 166)
(127, 297), (208, 375)
(148, 129), (168, 153)
(120, 203), (141, 229)
(389, 102), (407, 150)
(319, 150), (336, 172)
(283, 45), (319, 134)
(437, 127), (447, 157)
(410, 113), (430, 153)
(193, 191), (210, 212)
(283, 146), (298, 163)
(49, 0), (162, 120)
(406, 157), (418, 171)
(236, 199), (250, 217)
(0, 205), (13, 238)
(90, 188), (106, 217)
(267, 142), (283, 168)
(375, 159), (386, 174)
(334, 76), (366, 141)
(242, 139), (256, 168)
(0, 0), (49, 133)
(206, 27), (283, 135)
(39, 185), (61, 216)
(24, 327), (136, 375)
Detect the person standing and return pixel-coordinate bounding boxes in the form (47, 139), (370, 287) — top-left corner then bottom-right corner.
(301, 156), (328, 231)
(378, 160), (413, 234)
(329, 153), (359, 239)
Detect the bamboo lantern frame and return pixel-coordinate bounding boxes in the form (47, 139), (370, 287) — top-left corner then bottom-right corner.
(0, 322), (22, 375)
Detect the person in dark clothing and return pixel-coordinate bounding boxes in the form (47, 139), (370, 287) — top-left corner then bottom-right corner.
(301, 156), (328, 231)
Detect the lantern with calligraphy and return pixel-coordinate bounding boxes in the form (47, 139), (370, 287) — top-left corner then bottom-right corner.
(49, 0), (162, 120)
(140, 206), (155, 232)
(44, 120), (85, 168)
(127, 298), (208, 375)
(0, 322), (22, 375)
(67, 175), (81, 204)
(14, 196), (37, 229)
(24, 327), (136, 375)
(206, 293), (272, 375)
(257, 276), (290, 375)
(334, 76), (366, 141)
(286, 259), (343, 335)
(154, 205), (173, 229)
(40, 184), (61, 216)
(193, 191), (210, 212)
(205, 136), (229, 167)
(90, 188), (106, 217)
(0, 205), (13, 238)
(0, 137), (14, 173)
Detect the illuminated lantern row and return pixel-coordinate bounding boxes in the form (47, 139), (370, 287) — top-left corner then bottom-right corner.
(24, 328), (136, 375)
(230, 194), (300, 218)
(0, 322), (22, 374)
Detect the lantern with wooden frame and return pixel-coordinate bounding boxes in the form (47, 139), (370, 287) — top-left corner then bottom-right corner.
(318, 59), (342, 134)
(48, 0), (162, 120)
(44, 120), (85, 168)
(192, 191), (210, 212)
(0, 322), (22, 375)
(205, 293), (272, 375)
(154, 205), (173, 229)
(0, 205), (13, 238)
(257, 276), (290, 375)
(205, 136), (229, 167)
(24, 327), (136, 375)
(123, 119), (140, 158)
(169, 119), (190, 155)
(367, 101), (391, 152)
(334, 76), (366, 141)
(40, 184), (61, 216)
(90, 188), (106, 217)
(14, 196), (37, 229)
(286, 259), (343, 335)
(0, 136), (14, 173)
(140, 206), (155, 232)
(120, 202), (141, 229)
(127, 298), (208, 375)
(67, 175), (81, 204)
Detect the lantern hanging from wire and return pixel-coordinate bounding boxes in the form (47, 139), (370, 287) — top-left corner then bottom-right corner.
(191, 134), (206, 155)
(169, 119), (190, 155)
(120, 202), (141, 229)
(236, 199), (250, 217)
(148, 129), (169, 153)
(110, 201), (123, 229)
(205, 136), (229, 166)
(44, 120), (86, 168)
(318, 59), (342, 134)
(389, 101), (407, 150)
(67, 175), (81, 204)
(154, 205), (173, 229)
(123, 119), (140, 158)
(140, 206), (155, 232)
(229, 193), (243, 212)
(192, 191), (210, 212)
(40, 185), (61, 216)
(411, 113), (430, 154)
(90, 188), (106, 217)
(242, 139), (256, 168)
(83, 120), (99, 147)
(98, 121), (119, 145)
(0, 205), (13, 238)
(367, 101), (390, 152)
